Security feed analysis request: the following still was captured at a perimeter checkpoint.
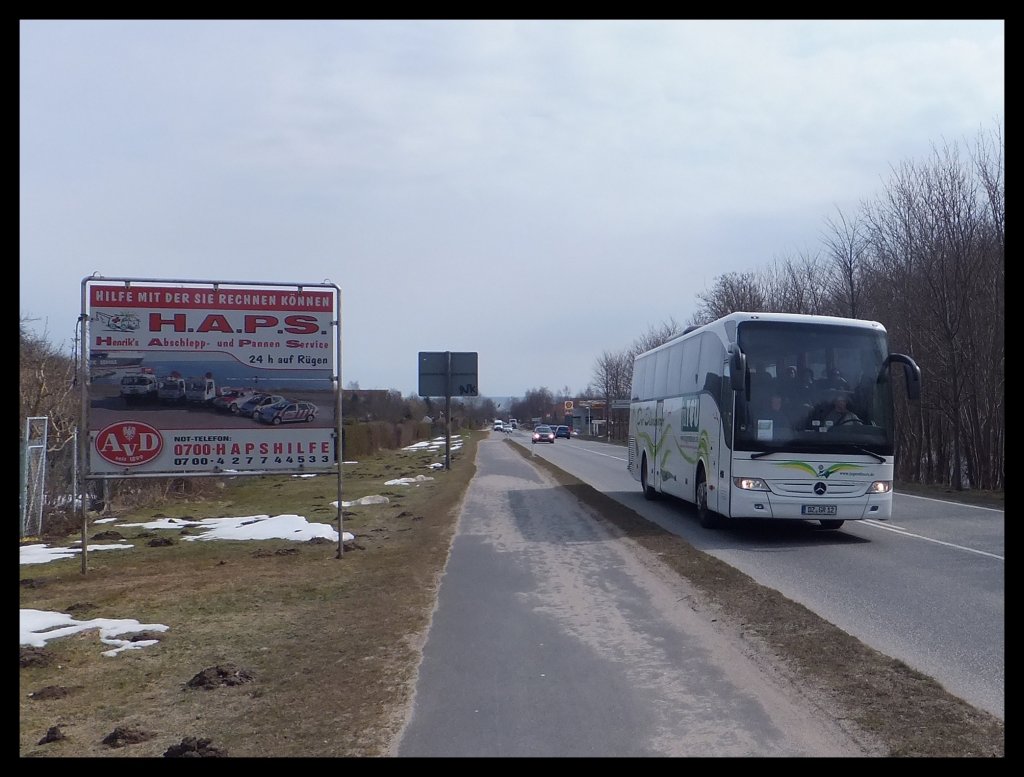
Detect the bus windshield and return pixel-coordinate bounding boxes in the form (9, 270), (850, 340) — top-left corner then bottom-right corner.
(733, 320), (894, 455)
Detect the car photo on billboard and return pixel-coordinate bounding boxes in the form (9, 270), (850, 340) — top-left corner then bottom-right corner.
(120, 372), (159, 404)
(255, 400), (318, 425)
(211, 387), (252, 413)
(236, 393), (286, 418)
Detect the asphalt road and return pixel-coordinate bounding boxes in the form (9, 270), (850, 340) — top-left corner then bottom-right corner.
(505, 430), (1005, 721)
(393, 435), (877, 757)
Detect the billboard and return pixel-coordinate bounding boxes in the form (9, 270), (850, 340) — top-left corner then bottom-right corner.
(82, 278), (340, 477)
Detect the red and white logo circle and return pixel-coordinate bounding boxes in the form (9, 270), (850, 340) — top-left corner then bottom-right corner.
(95, 421), (164, 466)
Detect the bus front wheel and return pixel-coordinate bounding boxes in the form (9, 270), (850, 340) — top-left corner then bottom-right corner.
(641, 454), (657, 500)
(696, 470), (720, 529)
(818, 519), (845, 530)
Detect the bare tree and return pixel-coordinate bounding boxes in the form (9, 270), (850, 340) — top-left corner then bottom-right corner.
(630, 319), (684, 357)
(974, 121), (1005, 253)
(964, 123), (1005, 489)
(755, 251), (832, 314)
(691, 271), (767, 323)
(859, 127), (1004, 490)
(512, 387), (556, 425)
(592, 349), (631, 399)
(860, 158), (935, 482)
(821, 208), (869, 318)
(591, 349), (633, 440)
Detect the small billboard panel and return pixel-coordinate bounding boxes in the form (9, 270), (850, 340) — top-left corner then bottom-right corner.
(83, 278), (340, 477)
(418, 351), (478, 397)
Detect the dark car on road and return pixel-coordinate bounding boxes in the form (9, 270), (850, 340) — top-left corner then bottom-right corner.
(256, 400), (318, 425)
(532, 425), (556, 444)
(554, 425), (571, 439)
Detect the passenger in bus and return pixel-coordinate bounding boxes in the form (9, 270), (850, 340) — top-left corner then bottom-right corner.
(761, 391), (794, 429)
(824, 392), (861, 427)
(781, 365), (799, 389)
(797, 367), (816, 395)
(785, 368), (816, 426)
(820, 368), (849, 390)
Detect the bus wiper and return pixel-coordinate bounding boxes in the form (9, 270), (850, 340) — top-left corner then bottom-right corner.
(751, 445), (885, 463)
(844, 445), (885, 463)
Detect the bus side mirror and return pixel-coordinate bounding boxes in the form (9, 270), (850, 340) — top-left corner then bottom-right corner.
(884, 353), (921, 401)
(729, 348), (746, 392)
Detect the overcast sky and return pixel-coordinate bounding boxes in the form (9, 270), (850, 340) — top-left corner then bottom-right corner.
(19, 19), (1004, 398)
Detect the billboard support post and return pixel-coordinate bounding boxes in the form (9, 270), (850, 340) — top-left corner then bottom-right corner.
(445, 352), (452, 471)
(336, 288), (344, 559)
(418, 351), (478, 471)
(78, 303), (90, 575)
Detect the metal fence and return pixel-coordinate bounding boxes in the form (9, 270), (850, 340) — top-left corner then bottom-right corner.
(20, 419), (82, 538)
(20, 417), (48, 538)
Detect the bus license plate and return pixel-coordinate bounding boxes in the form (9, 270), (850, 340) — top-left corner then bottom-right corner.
(802, 505), (837, 516)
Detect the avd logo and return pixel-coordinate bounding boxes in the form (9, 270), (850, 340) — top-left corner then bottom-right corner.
(95, 421), (163, 466)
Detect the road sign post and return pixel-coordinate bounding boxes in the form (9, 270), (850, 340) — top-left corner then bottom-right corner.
(418, 352), (478, 470)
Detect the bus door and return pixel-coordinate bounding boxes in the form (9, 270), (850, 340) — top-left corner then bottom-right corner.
(707, 358), (733, 516)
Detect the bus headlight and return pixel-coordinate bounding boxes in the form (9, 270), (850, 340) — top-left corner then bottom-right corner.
(734, 477), (768, 491)
(868, 480), (892, 494)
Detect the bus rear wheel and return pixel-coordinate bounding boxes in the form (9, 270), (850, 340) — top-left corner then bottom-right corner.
(818, 519), (845, 530)
(641, 454), (656, 500)
(696, 471), (720, 529)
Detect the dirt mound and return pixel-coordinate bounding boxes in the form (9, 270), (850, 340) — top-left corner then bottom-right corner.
(20, 647), (53, 669)
(101, 725), (154, 748)
(164, 736), (228, 757)
(91, 530), (124, 540)
(28, 685), (73, 700)
(185, 664), (255, 690)
(37, 726), (65, 744)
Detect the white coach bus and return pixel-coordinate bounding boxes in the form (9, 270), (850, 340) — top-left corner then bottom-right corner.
(627, 312), (921, 530)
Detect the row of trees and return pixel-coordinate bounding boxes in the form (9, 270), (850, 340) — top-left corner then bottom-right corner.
(583, 124), (1003, 491)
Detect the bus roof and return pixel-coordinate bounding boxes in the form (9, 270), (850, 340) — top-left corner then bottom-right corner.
(639, 312), (886, 358)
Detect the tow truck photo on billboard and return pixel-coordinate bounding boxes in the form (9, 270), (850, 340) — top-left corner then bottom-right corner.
(83, 278), (340, 477)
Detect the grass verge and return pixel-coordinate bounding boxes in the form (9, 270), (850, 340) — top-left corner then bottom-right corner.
(20, 433), (478, 757)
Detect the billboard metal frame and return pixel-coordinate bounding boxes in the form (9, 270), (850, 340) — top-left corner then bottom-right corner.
(77, 275), (346, 569)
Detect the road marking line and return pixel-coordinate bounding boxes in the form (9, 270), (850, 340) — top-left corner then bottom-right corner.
(573, 446), (627, 462)
(896, 492), (1003, 512)
(861, 520), (1004, 560)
